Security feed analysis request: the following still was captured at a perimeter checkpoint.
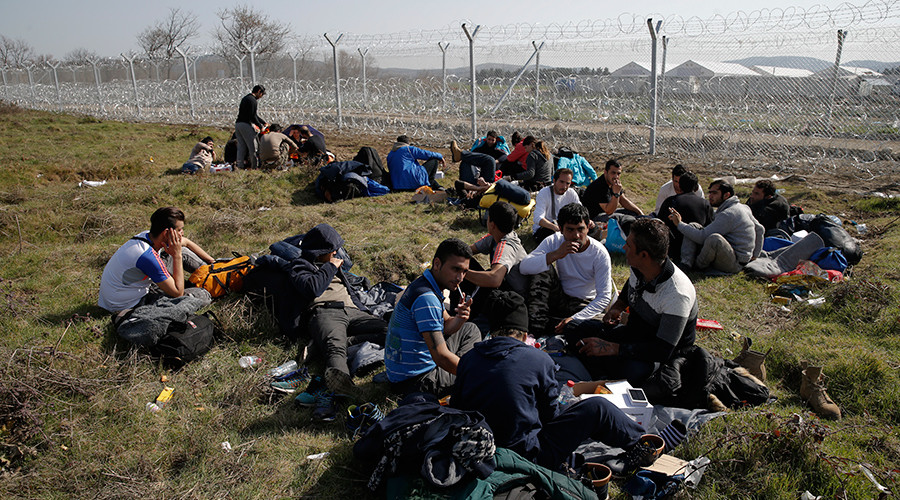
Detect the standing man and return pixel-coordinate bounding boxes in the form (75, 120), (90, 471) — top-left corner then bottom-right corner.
(386, 135), (445, 191)
(568, 218), (698, 384)
(384, 239), (482, 397)
(234, 85), (268, 170)
(520, 203), (613, 336)
(747, 179), (790, 233)
(531, 168), (580, 244)
(582, 159), (644, 222)
(670, 179), (764, 274)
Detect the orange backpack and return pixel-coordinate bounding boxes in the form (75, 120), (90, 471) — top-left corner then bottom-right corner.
(189, 255), (255, 298)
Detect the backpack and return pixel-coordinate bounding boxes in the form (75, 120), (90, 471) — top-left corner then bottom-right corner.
(810, 247), (849, 272)
(189, 254), (256, 298)
(150, 311), (220, 367)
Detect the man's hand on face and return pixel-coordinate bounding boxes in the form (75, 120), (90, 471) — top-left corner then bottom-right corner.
(164, 228), (182, 255)
(612, 178), (623, 195)
(329, 256), (344, 268)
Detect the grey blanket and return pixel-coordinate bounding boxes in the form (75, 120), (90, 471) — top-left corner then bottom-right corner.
(744, 232), (825, 279)
(117, 294), (212, 346)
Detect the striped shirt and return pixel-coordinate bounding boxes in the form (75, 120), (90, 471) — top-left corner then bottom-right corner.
(98, 231), (170, 312)
(384, 270), (445, 382)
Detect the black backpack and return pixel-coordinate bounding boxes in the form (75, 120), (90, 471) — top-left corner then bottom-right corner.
(150, 312), (221, 368)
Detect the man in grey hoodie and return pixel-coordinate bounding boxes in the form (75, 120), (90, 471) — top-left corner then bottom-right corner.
(670, 179), (764, 274)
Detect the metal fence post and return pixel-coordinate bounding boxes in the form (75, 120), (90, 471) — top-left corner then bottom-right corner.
(438, 42), (449, 110)
(647, 19), (662, 156)
(358, 48), (368, 105)
(534, 41), (542, 115)
(87, 58), (104, 114)
(47, 61), (62, 112)
(290, 53), (299, 101)
(826, 29), (846, 131)
(121, 52), (141, 118)
(26, 64), (36, 108)
(2, 66), (9, 100)
(491, 41), (543, 115)
(324, 33), (344, 129)
(462, 23), (481, 142)
(175, 46), (195, 120)
(234, 54), (246, 88)
(659, 36), (667, 120)
(241, 41), (260, 84)
(190, 55), (199, 85)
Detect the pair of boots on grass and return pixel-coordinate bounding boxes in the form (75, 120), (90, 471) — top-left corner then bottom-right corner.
(733, 338), (841, 420)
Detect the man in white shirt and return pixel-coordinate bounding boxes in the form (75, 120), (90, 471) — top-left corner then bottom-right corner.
(532, 168), (580, 244)
(654, 164), (704, 215)
(520, 203), (612, 336)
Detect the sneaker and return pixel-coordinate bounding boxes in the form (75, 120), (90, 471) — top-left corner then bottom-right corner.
(269, 367), (311, 393)
(604, 442), (658, 477)
(325, 366), (354, 394)
(312, 391), (337, 422)
(346, 402), (385, 438)
(295, 375), (326, 407)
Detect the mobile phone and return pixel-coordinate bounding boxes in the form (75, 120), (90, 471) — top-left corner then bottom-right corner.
(627, 388), (649, 406)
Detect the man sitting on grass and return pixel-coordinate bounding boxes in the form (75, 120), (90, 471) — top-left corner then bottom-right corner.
(451, 291), (651, 470)
(384, 239), (482, 397)
(99, 207), (215, 332)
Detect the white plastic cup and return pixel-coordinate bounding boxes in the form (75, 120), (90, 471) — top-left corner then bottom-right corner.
(238, 356), (262, 369)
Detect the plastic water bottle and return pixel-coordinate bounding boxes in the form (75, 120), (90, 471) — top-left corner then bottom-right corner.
(238, 356), (262, 369)
(557, 380), (577, 407)
(268, 359), (298, 378)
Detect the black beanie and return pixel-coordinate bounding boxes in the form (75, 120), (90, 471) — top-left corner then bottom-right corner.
(488, 290), (529, 333)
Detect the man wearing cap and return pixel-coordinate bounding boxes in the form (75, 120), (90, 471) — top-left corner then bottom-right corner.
(288, 223), (387, 393)
(234, 84), (268, 169)
(451, 291), (646, 469)
(386, 134), (445, 191)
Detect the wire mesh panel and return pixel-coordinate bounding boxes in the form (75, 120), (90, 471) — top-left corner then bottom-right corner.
(2, 2), (898, 176)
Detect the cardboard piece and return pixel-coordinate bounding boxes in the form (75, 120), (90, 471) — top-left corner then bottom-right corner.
(644, 454), (690, 476)
(573, 380), (654, 429)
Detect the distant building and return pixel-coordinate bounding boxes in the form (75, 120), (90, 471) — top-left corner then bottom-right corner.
(751, 66), (814, 78)
(610, 62), (652, 77)
(810, 65), (884, 78)
(665, 60), (760, 78)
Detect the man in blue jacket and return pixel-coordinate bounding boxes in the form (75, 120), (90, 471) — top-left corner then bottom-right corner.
(288, 224), (387, 394)
(451, 291), (647, 469)
(386, 134), (445, 191)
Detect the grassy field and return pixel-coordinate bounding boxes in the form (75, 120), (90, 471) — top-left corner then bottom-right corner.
(1, 102), (898, 499)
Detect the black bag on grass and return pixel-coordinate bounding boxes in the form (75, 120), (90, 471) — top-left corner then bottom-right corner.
(150, 312), (220, 367)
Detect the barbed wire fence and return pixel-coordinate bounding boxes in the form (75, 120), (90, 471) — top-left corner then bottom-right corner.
(2, 1), (900, 180)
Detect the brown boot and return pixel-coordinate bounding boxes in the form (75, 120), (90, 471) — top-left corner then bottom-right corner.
(449, 140), (462, 163)
(801, 364), (841, 420)
(732, 337), (770, 382)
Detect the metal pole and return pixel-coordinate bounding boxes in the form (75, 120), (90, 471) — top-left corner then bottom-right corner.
(88, 58), (104, 114)
(462, 23), (481, 142)
(324, 33), (344, 129)
(438, 42), (449, 110)
(491, 41), (544, 115)
(2, 67), (8, 100)
(826, 29), (846, 129)
(190, 55), (199, 85)
(534, 41), (542, 115)
(290, 53), (299, 101)
(241, 41), (260, 85)
(234, 54), (246, 88)
(647, 19), (662, 156)
(121, 52), (141, 118)
(47, 61), (62, 112)
(175, 46), (195, 119)
(358, 48), (368, 104)
(659, 36), (668, 118)
(70, 65), (77, 83)
(26, 64), (36, 108)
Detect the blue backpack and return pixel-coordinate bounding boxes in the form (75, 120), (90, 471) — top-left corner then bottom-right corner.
(810, 247), (848, 272)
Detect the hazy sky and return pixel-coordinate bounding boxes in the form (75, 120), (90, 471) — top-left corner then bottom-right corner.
(0, 0), (855, 60)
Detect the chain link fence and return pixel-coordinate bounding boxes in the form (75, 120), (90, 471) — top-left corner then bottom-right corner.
(3, 2), (899, 178)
